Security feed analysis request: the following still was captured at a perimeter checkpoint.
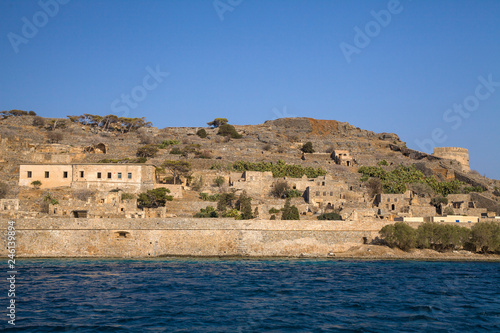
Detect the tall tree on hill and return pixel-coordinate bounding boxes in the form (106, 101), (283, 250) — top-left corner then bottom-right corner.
(237, 191), (253, 220)
(162, 160), (192, 185)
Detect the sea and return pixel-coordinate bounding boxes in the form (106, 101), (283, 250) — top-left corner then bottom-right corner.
(3, 259), (499, 332)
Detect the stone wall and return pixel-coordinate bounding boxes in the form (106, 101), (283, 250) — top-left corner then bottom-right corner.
(433, 147), (470, 171)
(0, 218), (398, 258)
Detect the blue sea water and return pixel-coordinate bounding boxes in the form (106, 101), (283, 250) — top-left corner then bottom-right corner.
(2, 259), (499, 332)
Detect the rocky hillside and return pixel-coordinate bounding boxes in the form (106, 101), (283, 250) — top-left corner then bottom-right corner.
(1, 114), (499, 204)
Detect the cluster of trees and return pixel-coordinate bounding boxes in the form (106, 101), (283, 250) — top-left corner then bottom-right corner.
(231, 160), (327, 178)
(67, 114), (152, 133)
(159, 160), (192, 185)
(137, 188), (173, 208)
(359, 165), (470, 196)
(0, 110), (36, 118)
(195, 191), (253, 219)
(281, 198), (300, 220)
(380, 221), (500, 253)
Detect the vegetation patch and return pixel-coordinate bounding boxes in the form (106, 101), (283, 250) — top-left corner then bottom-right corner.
(230, 160), (327, 178)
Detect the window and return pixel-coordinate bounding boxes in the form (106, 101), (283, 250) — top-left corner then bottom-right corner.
(107, 172), (112, 179)
(330, 192), (333, 196)
(27, 171), (32, 178)
(322, 182), (325, 186)
(63, 171), (68, 178)
(45, 171), (49, 178)
(118, 172), (122, 179)
(80, 171), (84, 178)
(323, 191), (326, 196)
(316, 191), (320, 196)
(128, 173), (132, 179)
(97, 172), (101, 179)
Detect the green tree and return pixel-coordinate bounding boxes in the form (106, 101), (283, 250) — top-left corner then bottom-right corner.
(300, 142), (314, 153)
(162, 160), (192, 185)
(217, 192), (237, 213)
(207, 118), (228, 128)
(379, 222), (416, 251)
(237, 191), (253, 220)
(137, 188), (173, 208)
(471, 222), (500, 253)
(136, 145), (159, 158)
(281, 198), (300, 220)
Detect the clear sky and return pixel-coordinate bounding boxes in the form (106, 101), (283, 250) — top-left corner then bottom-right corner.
(1, 0), (499, 179)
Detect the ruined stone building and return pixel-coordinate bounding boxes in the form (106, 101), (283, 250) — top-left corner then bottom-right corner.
(433, 147), (470, 171)
(332, 150), (355, 167)
(19, 163), (156, 193)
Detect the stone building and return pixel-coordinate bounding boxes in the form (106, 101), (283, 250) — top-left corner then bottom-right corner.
(19, 163), (156, 193)
(304, 176), (348, 208)
(332, 150), (355, 167)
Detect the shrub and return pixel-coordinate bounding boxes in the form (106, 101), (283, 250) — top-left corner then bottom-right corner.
(463, 186), (483, 194)
(300, 142), (314, 153)
(97, 157), (147, 163)
(31, 180), (42, 189)
(269, 207), (280, 214)
(158, 139), (180, 149)
(379, 222), (416, 251)
(196, 150), (212, 159)
(443, 207), (454, 215)
(222, 208), (240, 219)
(199, 193), (220, 201)
(196, 128), (207, 138)
(271, 180), (290, 198)
(214, 176), (225, 187)
(32, 116), (45, 127)
(43, 193), (59, 205)
(286, 189), (303, 198)
(377, 160), (389, 166)
(47, 131), (63, 143)
(263, 144), (272, 151)
(170, 147), (183, 154)
(270, 214), (276, 220)
(137, 188), (173, 208)
(317, 212), (342, 220)
(194, 206), (218, 218)
(136, 145), (159, 158)
(431, 197), (448, 207)
(121, 193), (135, 200)
(217, 124), (242, 139)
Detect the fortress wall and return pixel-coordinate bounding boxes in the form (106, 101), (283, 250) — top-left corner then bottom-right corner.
(0, 218), (476, 258)
(433, 147), (470, 171)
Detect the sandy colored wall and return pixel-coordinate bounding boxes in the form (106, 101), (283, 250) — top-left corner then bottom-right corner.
(0, 218), (477, 258)
(0, 218), (392, 258)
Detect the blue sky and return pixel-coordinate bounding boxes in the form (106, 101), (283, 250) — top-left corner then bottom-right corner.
(1, 0), (499, 179)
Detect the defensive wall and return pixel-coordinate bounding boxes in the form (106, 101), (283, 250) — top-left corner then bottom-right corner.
(433, 147), (470, 171)
(0, 218), (477, 258)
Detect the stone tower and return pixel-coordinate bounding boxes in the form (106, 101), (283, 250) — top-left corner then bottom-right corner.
(432, 147), (470, 171)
